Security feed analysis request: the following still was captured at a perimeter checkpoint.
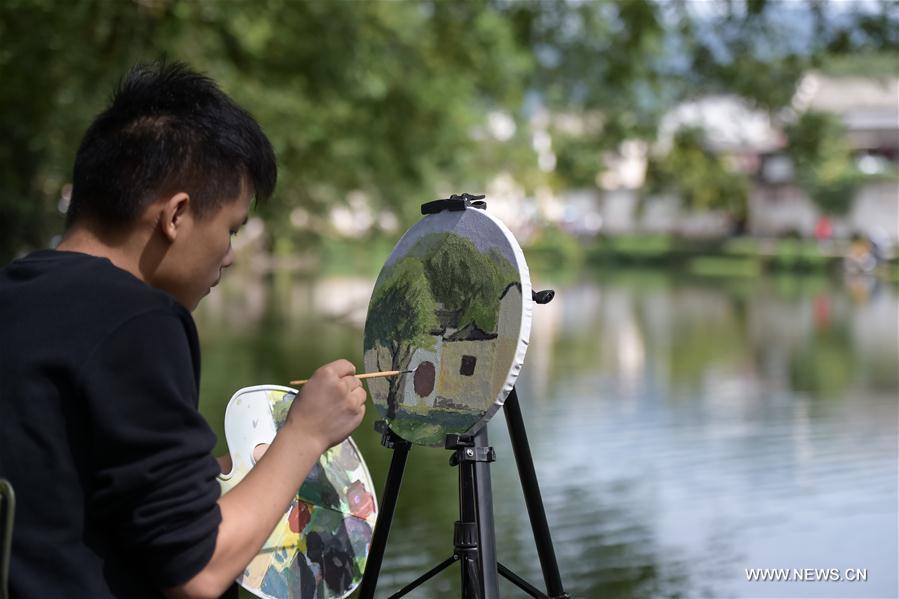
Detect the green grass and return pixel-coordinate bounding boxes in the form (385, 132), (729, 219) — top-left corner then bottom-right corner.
(524, 225), (586, 270)
(770, 239), (830, 270)
(586, 234), (845, 278)
(722, 237), (760, 257)
(688, 257), (761, 278)
(607, 234), (673, 256)
(387, 405), (484, 447)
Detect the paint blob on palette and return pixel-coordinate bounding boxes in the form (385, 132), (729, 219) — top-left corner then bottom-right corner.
(219, 386), (377, 599)
(363, 206), (532, 446)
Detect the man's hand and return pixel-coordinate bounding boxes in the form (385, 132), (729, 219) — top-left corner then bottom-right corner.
(287, 359), (367, 452)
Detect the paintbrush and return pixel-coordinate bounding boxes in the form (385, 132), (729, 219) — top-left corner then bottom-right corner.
(289, 369), (413, 386)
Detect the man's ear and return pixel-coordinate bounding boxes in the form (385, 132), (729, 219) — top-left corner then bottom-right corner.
(158, 192), (191, 242)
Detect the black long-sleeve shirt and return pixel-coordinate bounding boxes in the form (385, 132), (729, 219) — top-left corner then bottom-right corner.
(0, 249), (222, 597)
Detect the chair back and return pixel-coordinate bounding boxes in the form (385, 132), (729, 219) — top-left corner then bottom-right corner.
(0, 479), (14, 599)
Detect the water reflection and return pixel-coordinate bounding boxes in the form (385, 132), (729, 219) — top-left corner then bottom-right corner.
(197, 269), (897, 598)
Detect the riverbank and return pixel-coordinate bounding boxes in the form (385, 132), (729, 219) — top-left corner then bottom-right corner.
(243, 231), (899, 284)
(527, 230), (899, 283)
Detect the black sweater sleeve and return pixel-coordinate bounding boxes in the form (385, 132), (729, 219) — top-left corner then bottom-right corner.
(79, 308), (222, 588)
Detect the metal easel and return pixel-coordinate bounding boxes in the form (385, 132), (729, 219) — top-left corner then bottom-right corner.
(359, 193), (569, 599)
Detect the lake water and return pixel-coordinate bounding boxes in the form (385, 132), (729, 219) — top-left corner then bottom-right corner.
(196, 268), (898, 598)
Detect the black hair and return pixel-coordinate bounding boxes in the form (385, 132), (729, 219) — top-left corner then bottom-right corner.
(66, 61), (276, 227)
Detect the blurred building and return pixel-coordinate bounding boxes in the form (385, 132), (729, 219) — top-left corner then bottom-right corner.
(793, 72), (899, 157)
(385, 72), (898, 245)
(577, 96), (780, 238)
(546, 73), (898, 243)
(751, 72), (899, 244)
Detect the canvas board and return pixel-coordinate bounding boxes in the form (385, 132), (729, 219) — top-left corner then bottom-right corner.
(363, 206), (532, 446)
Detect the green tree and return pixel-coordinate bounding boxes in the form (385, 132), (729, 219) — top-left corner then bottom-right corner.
(504, 0), (668, 138)
(422, 233), (515, 333)
(0, 0), (187, 259)
(0, 0), (531, 261)
(644, 128), (749, 225)
(536, 0), (898, 195)
(784, 111), (866, 216)
(364, 257), (438, 419)
(3, 0), (897, 261)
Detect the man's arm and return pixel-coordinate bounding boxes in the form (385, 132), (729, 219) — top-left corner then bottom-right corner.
(165, 359), (366, 599)
(215, 453), (231, 475)
(216, 444), (268, 475)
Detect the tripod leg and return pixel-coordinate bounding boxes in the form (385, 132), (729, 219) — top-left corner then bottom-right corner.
(359, 435), (411, 599)
(498, 562), (548, 598)
(456, 427), (499, 599)
(462, 555), (483, 599)
(504, 387), (569, 598)
(458, 457), (481, 599)
(472, 428), (499, 599)
(388, 555), (458, 599)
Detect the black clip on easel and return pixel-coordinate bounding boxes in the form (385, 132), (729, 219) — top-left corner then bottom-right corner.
(358, 194), (569, 599)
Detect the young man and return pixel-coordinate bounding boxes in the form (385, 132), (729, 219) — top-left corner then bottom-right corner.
(0, 62), (366, 598)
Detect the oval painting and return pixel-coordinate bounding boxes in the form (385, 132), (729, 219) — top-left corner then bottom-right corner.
(363, 206), (532, 446)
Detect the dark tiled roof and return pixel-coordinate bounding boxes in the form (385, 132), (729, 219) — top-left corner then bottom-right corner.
(500, 281), (521, 300)
(445, 322), (497, 342)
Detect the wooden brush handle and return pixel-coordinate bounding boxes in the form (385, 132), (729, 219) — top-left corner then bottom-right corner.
(289, 370), (405, 386)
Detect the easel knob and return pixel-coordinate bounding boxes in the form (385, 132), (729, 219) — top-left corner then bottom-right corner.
(532, 289), (555, 304)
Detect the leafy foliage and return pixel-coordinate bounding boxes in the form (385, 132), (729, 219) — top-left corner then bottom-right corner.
(423, 233), (516, 333)
(644, 128), (748, 219)
(364, 257), (438, 418)
(364, 257), (438, 355)
(1, 0), (895, 260)
(0, 0), (530, 260)
(784, 111), (865, 216)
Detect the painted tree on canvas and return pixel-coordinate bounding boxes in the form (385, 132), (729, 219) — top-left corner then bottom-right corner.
(423, 234), (517, 333)
(364, 257), (438, 418)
